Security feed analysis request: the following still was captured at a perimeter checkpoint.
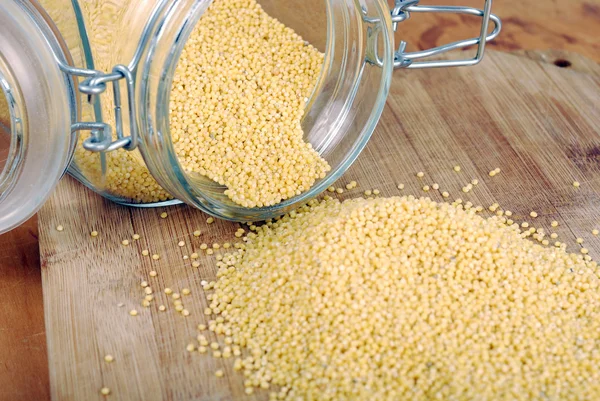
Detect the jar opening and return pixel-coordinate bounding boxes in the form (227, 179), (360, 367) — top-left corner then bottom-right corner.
(167, 0), (332, 210)
(136, 0), (394, 221)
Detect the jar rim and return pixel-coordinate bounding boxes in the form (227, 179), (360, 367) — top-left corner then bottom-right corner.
(136, 0), (395, 221)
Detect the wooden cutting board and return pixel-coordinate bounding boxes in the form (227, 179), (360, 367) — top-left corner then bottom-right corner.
(39, 49), (600, 401)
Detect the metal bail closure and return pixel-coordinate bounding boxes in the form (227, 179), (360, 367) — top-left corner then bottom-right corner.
(64, 64), (139, 153)
(369, 0), (502, 69)
(57, 0), (171, 155)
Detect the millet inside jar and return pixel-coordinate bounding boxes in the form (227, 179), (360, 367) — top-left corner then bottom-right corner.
(170, 0), (330, 208)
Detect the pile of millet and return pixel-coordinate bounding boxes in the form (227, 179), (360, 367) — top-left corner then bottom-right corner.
(201, 195), (600, 401)
(74, 0), (329, 206)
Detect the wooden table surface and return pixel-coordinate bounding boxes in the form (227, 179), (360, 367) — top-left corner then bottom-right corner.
(0, 1), (599, 400)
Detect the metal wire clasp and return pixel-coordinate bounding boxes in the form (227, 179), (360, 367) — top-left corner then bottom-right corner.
(376, 0), (501, 69)
(56, 0), (175, 154)
(64, 64), (139, 153)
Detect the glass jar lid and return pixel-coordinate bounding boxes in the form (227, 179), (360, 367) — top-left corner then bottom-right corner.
(0, 0), (78, 234)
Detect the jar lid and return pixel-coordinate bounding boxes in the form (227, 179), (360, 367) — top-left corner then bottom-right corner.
(0, 0), (77, 234)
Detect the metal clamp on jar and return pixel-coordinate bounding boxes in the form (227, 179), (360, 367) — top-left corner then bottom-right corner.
(0, 0), (501, 233)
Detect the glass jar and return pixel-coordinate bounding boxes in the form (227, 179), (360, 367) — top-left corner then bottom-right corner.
(0, 0), (500, 233)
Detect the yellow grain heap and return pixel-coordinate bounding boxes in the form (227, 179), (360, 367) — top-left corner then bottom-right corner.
(207, 196), (600, 401)
(72, 0), (328, 206)
(170, 0), (329, 207)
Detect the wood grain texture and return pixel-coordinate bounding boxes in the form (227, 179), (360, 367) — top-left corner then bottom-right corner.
(38, 50), (600, 401)
(510, 49), (600, 76)
(1, 1), (599, 399)
(0, 217), (50, 401)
